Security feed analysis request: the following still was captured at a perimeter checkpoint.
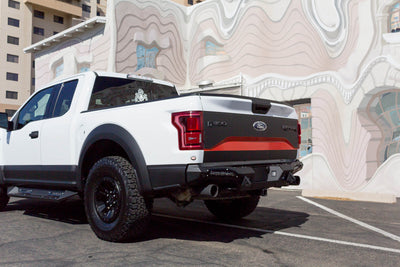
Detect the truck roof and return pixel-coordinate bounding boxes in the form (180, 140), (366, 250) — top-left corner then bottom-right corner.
(95, 71), (175, 88)
(36, 71), (176, 93)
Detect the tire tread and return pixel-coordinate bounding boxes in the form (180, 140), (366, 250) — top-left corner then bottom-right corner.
(85, 156), (150, 242)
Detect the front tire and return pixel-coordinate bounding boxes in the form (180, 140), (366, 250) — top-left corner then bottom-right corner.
(204, 196), (260, 220)
(84, 156), (150, 242)
(0, 186), (9, 211)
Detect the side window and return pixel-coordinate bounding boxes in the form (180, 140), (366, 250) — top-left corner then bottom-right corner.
(88, 77), (178, 110)
(53, 80), (78, 117)
(17, 87), (54, 129)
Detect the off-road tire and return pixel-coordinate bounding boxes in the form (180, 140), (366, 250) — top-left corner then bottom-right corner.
(0, 186), (9, 211)
(84, 156), (150, 242)
(204, 196), (260, 220)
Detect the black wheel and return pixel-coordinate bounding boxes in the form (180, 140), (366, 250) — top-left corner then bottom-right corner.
(0, 186), (9, 211)
(84, 156), (150, 242)
(204, 196), (260, 220)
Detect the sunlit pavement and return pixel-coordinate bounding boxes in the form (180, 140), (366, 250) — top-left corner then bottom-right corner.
(0, 189), (399, 266)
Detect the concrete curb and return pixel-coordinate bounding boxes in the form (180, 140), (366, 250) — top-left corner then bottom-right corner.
(302, 189), (397, 204)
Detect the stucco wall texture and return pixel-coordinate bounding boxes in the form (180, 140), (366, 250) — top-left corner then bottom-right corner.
(34, 0), (400, 199)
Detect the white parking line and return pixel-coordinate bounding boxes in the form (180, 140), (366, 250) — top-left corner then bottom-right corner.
(154, 213), (400, 254)
(297, 196), (400, 243)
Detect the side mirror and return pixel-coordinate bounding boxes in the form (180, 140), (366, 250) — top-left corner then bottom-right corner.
(0, 113), (12, 131)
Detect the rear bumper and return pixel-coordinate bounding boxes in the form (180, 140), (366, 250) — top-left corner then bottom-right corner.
(186, 159), (302, 191)
(148, 159), (303, 193)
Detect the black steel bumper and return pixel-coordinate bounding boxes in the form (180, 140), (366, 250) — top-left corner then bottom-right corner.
(186, 159), (303, 191)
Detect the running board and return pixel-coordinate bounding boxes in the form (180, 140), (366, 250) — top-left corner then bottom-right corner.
(7, 187), (77, 202)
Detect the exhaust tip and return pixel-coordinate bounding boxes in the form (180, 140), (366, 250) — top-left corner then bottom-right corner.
(200, 184), (219, 198)
(293, 175), (300, 185)
(286, 173), (300, 186)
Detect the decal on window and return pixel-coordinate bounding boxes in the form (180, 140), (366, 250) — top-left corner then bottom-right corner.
(134, 88), (148, 103)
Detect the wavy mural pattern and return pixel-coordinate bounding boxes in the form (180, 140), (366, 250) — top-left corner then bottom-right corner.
(246, 57), (388, 104)
(115, 2), (186, 85)
(312, 90), (372, 190)
(35, 26), (110, 88)
(187, 0), (361, 85)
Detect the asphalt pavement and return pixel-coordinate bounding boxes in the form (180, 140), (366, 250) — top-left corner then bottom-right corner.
(0, 189), (399, 266)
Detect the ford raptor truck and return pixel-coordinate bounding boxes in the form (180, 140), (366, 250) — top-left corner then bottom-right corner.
(0, 71), (302, 242)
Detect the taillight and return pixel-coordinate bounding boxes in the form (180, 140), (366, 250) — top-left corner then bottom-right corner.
(172, 111), (203, 150)
(297, 123), (301, 148)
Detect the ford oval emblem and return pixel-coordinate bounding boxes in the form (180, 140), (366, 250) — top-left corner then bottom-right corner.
(253, 121), (267, 132)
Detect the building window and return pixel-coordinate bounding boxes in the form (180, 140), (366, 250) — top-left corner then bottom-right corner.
(97, 0), (100, 4)
(188, 0), (193, 5)
(205, 41), (226, 56)
(6, 72), (18, 81)
(54, 15), (64, 24)
(32, 78), (35, 86)
(8, 0), (20, 9)
(7, 54), (19, 63)
(55, 63), (64, 78)
(136, 45), (159, 70)
(34, 10), (44, 19)
(82, 4), (91, 13)
(5, 109), (16, 118)
(390, 3), (400, 32)
(32, 60), (35, 69)
(33, 27), (44, 36)
(8, 18), (20, 27)
(53, 31), (59, 35)
(79, 66), (90, 73)
(371, 91), (400, 161)
(7, 36), (19, 45)
(6, 91), (18, 100)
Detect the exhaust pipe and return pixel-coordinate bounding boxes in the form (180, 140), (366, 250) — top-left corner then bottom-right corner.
(200, 184), (219, 198)
(286, 173), (300, 185)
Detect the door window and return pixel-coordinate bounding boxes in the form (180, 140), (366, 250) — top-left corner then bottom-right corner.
(17, 87), (54, 129)
(53, 80), (78, 117)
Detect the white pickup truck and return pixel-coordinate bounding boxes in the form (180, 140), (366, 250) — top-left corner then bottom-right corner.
(0, 71), (302, 242)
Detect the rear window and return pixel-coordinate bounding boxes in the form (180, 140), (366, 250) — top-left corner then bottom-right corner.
(88, 77), (178, 110)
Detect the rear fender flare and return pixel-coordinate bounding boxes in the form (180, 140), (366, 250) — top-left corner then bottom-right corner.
(78, 124), (151, 194)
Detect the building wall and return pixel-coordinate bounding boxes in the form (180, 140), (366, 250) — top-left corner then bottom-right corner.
(0, 0), (33, 116)
(34, 23), (110, 86)
(33, 0), (400, 198)
(0, 0), (107, 117)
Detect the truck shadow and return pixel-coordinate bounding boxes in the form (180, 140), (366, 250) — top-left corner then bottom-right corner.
(6, 197), (87, 225)
(5, 198), (309, 243)
(143, 209), (309, 243)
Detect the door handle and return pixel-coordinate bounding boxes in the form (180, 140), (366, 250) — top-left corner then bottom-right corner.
(29, 131), (39, 139)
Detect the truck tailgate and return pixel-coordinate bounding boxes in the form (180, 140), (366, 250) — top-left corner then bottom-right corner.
(199, 94), (299, 162)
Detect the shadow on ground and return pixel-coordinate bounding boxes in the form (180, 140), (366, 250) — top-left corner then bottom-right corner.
(6, 197), (87, 224)
(5, 197), (309, 243)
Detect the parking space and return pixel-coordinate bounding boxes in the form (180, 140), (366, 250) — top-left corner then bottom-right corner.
(0, 190), (399, 266)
